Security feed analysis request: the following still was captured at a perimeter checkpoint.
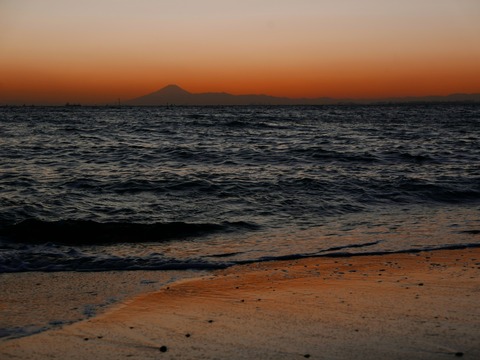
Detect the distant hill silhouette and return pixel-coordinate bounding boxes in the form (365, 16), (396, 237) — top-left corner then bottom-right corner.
(126, 84), (327, 105)
(126, 85), (480, 106)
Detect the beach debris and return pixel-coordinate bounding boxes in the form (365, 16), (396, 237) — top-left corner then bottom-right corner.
(455, 352), (464, 357)
(159, 345), (168, 352)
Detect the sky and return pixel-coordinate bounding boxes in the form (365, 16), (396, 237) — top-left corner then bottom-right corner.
(1, 0), (480, 105)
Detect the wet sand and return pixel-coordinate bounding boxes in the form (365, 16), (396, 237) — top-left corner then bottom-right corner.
(0, 270), (206, 339)
(1, 248), (479, 359)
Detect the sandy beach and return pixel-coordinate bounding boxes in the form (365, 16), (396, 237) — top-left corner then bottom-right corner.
(1, 248), (479, 359)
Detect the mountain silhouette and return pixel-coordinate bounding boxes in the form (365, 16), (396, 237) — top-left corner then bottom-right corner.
(126, 85), (480, 106)
(127, 84), (194, 105)
(157, 84), (192, 97)
(127, 85), (335, 105)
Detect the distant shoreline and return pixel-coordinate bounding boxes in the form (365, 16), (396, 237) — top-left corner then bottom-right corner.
(1, 101), (480, 108)
(3, 84), (479, 107)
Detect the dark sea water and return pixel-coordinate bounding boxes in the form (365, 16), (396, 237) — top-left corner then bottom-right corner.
(1, 105), (479, 272)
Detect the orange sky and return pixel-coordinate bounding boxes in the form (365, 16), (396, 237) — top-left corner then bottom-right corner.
(1, 0), (480, 105)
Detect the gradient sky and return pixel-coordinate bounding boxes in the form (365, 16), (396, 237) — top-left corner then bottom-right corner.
(1, 0), (480, 104)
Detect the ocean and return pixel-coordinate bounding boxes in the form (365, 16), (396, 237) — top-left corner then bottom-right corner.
(1, 104), (479, 272)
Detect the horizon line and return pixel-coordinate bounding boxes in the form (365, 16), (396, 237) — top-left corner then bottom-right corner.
(2, 84), (480, 106)
(141, 84), (480, 99)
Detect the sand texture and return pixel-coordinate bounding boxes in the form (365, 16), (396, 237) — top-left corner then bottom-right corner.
(1, 248), (479, 359)
(0, 270), (207, 339)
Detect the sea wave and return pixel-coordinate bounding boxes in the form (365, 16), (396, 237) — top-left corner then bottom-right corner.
(1, 240), (478, 273)
(1, 105), (479, 273)
(0, 219), (259, 245)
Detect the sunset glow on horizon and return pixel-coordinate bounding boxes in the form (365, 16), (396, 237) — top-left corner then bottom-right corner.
(1, 0), (480, 105)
